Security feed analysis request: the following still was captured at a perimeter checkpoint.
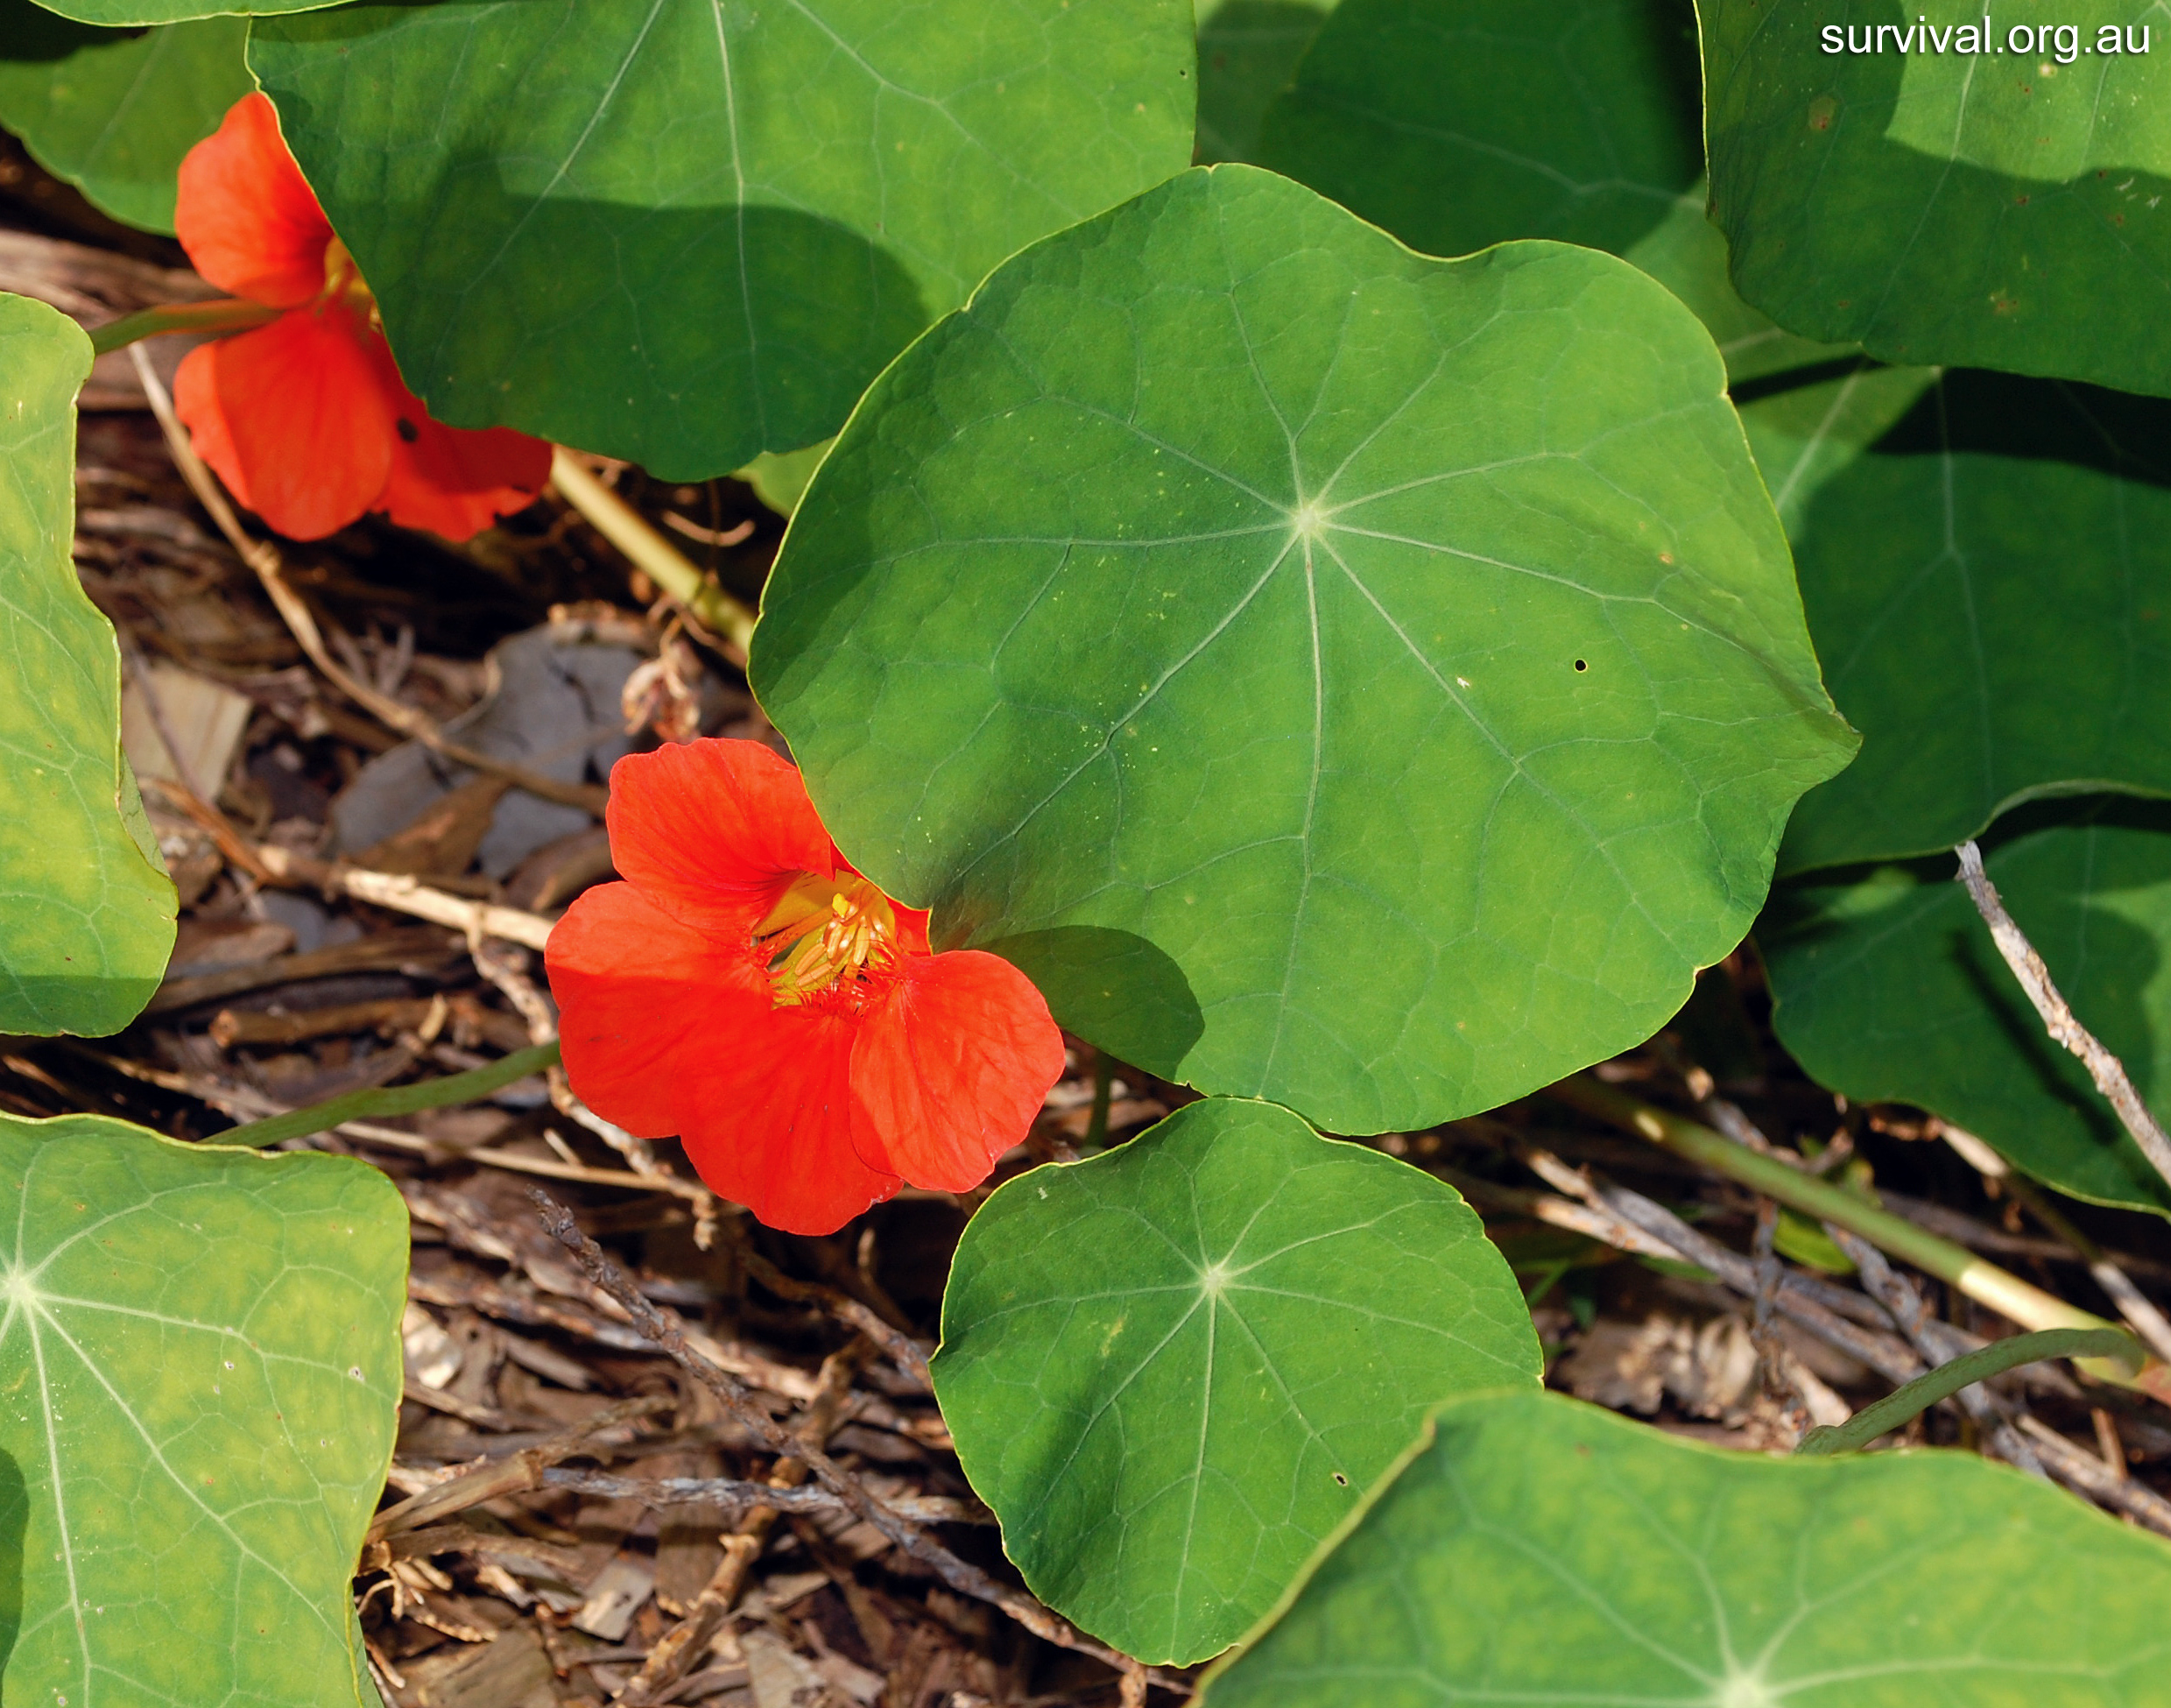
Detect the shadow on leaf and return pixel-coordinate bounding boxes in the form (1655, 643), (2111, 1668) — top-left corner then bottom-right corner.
(978, 926), (1204, 1079)
(1708, 0), (2171, 392)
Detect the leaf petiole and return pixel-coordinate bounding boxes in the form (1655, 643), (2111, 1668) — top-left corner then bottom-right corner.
(1082, 1052), (1113, 1151)
(1796, 1328), (2141, 1455)
(549, 447), (757, 655)
(1550, 1075), (2171, 1402)
(89, 297), (281, 355)
(219, 1040), (561, 1147)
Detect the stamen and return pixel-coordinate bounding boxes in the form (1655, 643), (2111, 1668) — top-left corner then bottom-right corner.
(755, 872), (899, 1008)
(318, 236), (379, 323)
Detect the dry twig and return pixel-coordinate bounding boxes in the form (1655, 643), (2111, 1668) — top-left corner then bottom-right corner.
(292, 851), (558, 949)
(146, 924), (459, 1013)
(1750, 1200), (1815, 1443)
(531, 1191), (1177, 1689)
(739, 1246), (932, 1389)
(1553, 1077), (2171, 1406)
(2019, 1417), (2171, 1535)
(614, 1344), (866, 1704)
(126, 343), (607, 815)
(534, 1467), (978, 1525)
(1956, 840), (2171, 1194)
(363, 1394), (674, 1549)
(1822, 1225), (2046, 1475)
(2003, 1176), (2171, 1367)
(1523, 1146), (1925, 1385)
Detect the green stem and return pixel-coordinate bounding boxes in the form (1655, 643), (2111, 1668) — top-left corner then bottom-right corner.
(220, 1041), (561, 1147)
(1082, 1054), (1114, 1151)
(91, 298), (281, 356)
(1795, 1328), (2139, 1455)
(549, 447), (758, 653)
(1548, 1076), (2171, 1403)
(1553, 1076), (2096, 1323)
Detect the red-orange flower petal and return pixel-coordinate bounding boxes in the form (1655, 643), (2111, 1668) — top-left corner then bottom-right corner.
(377, 410), (553, 540)
(849, 950), (1068, 1190)
(170, 340), (253, 515)
(172, 307), (398, 541)
(547, 879), (901, 1235)
(356, 330), (549, 539)
(603, 740), (838, 932)
(681, 1005), (904, 1235)
(546, 882), (727, 1140)
(550, 738), (1065, 1233)
(174, 92), (333, 310)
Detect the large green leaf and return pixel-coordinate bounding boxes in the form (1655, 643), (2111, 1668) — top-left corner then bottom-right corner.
(932, 1097), (1539, 1664)
(1201, 1388), (2171, 1706)
(1240, 0), (1849, 382)
(25, 0), (337, 22)
(754, 164), (1857, 1133)
(0, 293), (175, 1036)
(1255, 0), (1702, 258)
(1193, 0), (1335, 166)
(1704, 0), (2171, 397)
(248, 0), (1195, 481)
(1623, 189), (1861, 388)
(1770, 371), (2171, 875)
(1765, 801), (2171, 1216)
(1733, 356), (1935, 535)
(0, 6), (250, 235)
(0, 1111), (405, 1702)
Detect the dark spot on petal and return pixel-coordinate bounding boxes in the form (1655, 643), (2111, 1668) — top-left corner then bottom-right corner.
(396, 417), (419, 442)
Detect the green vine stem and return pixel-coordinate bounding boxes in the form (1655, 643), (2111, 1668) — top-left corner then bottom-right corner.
(549, 447), (758, 655)
(1796, 1328), (2140, 1455)
(90, 297), (281, 355)
(1082, 1053), (1114, 1151)
(1549, 1075), (2171, 1405)
(221, 1040), (561, 1147)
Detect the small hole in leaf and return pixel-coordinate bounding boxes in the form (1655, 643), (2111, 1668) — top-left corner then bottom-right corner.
(1574, 659), (1588, 672)
(1332, 1471), (1350, 1486)
(396, 417), (420, 443)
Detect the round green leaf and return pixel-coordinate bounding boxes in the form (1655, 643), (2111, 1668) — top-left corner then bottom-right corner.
(1765, 803), (2171, 1217)
(248, 0), (1195, 481)
(1734, 356), (1935, 538)
(1, 293), (176, 1036)
(0, 1111), (406, 1702)
(25, 0), (340, 23)
(0, 7), (250, 234)
(931, 1097), (1540, 1663)
(1202, 1388), (2171, 1707)
(1255, 0), (1702, 258)
(1621, 186), (1861, 388)
(736, 440), (833, 521)
(1246, 0), (1850, 386)
(754, 164), (1857, 1133)
(1771, 371), (2171, 874)
(1193, 0), (1336, 166)
(1704, 0), (2171, 398)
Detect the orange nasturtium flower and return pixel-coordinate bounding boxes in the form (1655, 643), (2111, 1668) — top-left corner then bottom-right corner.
(546, 740), (1068, 1236)
(170, 94), (549, 542)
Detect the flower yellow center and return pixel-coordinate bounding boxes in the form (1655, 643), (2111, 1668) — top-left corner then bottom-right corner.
(754, 872), (899, 1008)
(318, 236), (381, 329)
